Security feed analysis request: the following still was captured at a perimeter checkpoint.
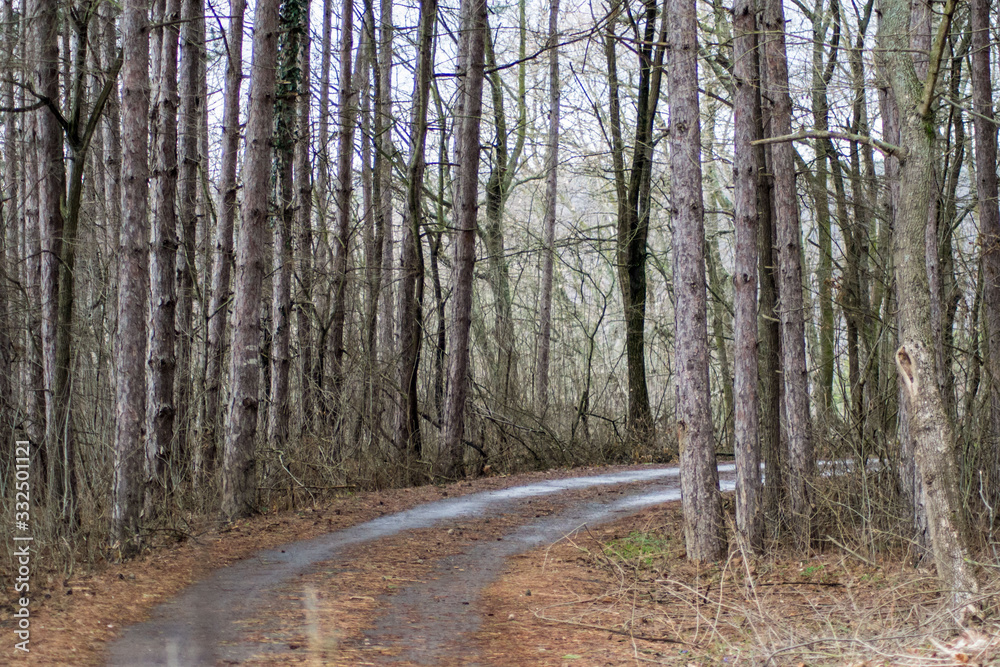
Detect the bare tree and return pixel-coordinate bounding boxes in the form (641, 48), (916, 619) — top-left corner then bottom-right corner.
(441, 0), (488, 479)
(535, 0), (560, 415)
(761, 0), (813, 546)
(732, 0), (763, 551)
(269, 0), (306, 449)
(394, 0), (437, 476)
(668, 0), (723, 563)
(175, 0), (206, 477)
(877, 0), (981, 615)
(221, 0), (282, 519)
(203, 0), (246, 477)
(113, 0), (150, 555)
(329, 0), (357, 423)
(970, 0), (1000, 501)
(147, 0), (181, 513)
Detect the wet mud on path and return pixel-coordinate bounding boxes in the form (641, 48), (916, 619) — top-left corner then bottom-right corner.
(105, 465), (736, 666)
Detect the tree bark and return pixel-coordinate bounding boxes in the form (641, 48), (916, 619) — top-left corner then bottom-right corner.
(535, 0), (560, 416)
(394, 0), (437, 478)
(202, 0), (246, 478)
(877, 0), (981, 615)
(296, 0), (315, 438)
(35, 0), (74, 525)
(113, 0), (150, 555)
(221, 0), (281, 519)
(762, 0), (813, 546)
(328, 0), (357, 424)
(970, 0), (1000, 503)
(147, 0), (181, 514)
(441, 0), (488, 479)
(175, 0), (205, 481)
(668, 0), (723, 563)
(732, 0), (763, 551)
(269, 0), (304, 451)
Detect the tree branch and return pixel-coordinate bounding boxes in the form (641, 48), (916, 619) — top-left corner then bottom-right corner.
(751, 129), (904, 159)
(916, 0), (957, 119)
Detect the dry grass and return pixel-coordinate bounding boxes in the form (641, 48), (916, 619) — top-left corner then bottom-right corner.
(479, 500), (1000, 666)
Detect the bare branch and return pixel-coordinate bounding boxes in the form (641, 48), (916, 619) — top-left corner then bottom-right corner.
(751, 129), (904, 158)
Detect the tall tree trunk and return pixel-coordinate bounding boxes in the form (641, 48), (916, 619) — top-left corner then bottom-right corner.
(1, 0), (18, 456)
(605, 0), (662, 451)
(877, 0), (981, 614)
(113, 0), (150, 555)
(810, 0), (838, 416)
(35, 0), (74, 524)
(762, 0), (813, 546)
(535, 0), (560, 415)
(394, 0), (437, 479)
(732, 0), (763, 550)
(296, 0), (315, 438)
(329, 0), (357, 424)
(668, 0), (722, 563)
(202, 0), (246, 479)
(176, 0), (205, 483)
(221, 0), (281, 519)
(147, 0), (181, 514)
(970, 0), (1000, 502)
(441, 0), (487, 479)
(269, 0), (304, 451)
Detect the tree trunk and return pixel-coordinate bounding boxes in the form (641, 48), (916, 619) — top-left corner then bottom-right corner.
(605, 0), (662, 451)
(535, 0), (560, 416)
(296, 0), (315, 438)
(762, 0), (813, 546)
(147, 0), (181, 514)
(175, 0), (205, 483)
(269, 0), (304, 451)
(732, 0), (763, 551)
(394, 0), (436, 478)
(970, 0), (1000, 503)
(35, 0), (75, 525)
(441, 0), (488, 479)
(202, 0), (245, 479)
(668, 0), (723, 563)
(113, 0), (150, 555)
(329, 0), (357, 424)
(221, 0), (281, 519)
(877, 0), (981, 615)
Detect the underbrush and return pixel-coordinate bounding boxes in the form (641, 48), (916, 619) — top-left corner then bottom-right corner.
(564, 481), (1000, 666)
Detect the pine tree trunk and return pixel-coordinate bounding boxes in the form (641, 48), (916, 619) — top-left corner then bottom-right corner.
(202, 0), (245, 479)
(113, 0), (150, 555)
(762, 0), (813, 546)
(732, 0), (763, 550)
(35, 0), (74, 524)
(296, 0), (315, 438)
(970, 0), (1000, 503)
(175, 0), (205, 481)
(269, 0), (304, 450)
(221, 0), (281, 519)
(147, 0), (181, 514)
(394, 0), (437, 478)
(668, 0), (723, 563)
(329, 0), (357, 423)
(441, 0), (488, 479)
(535, 0), (560, 416)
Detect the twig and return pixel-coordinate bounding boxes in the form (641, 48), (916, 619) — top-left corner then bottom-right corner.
(531, 608), (690, 645)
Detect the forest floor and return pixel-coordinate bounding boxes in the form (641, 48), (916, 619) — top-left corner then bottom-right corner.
(4, 464), (1000, 666)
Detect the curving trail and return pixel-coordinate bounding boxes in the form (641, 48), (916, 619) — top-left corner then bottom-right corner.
(106, 464), (736, 666)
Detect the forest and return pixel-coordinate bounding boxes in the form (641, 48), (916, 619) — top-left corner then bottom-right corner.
(1, 0), (1000, 624)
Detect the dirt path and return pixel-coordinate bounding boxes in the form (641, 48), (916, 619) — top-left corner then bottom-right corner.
(103, 465), (736, 666)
